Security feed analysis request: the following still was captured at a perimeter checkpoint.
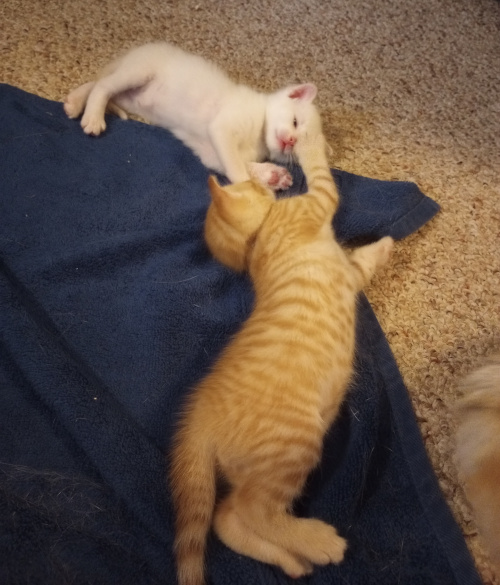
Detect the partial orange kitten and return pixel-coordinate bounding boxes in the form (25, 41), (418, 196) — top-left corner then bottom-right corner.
(169, 124), (394, 585)
(455, 353), (500, 577)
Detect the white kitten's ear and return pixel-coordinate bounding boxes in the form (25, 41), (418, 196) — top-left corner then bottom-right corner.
(287, 83), (317, 103)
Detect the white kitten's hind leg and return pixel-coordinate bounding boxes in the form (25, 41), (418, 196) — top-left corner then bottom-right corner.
(247, 162), (293, 191)
(64, 82), (95, 119)
(80, 68), (152, 136)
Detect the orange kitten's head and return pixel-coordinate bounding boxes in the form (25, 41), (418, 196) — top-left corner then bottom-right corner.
(205, 176), (275, 271)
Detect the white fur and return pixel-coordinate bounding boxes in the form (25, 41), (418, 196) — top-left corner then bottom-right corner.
(64, 42), (321, 190)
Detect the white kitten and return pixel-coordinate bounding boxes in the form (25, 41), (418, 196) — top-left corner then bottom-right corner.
(64, 42), (321, 190)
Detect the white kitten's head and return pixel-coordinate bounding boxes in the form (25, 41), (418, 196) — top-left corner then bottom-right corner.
(265, 83), (321, 162)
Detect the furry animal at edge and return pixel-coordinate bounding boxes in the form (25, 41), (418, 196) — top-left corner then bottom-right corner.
(169, 112), (394, 585)
(64, 41), (321, 191)
(455, 353), (500, 578)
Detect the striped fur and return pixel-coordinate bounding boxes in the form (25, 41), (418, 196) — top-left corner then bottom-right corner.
(169, 131), (394, 585)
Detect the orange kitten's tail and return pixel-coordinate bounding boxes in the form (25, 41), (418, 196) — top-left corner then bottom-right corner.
(170, 428), (217, 585)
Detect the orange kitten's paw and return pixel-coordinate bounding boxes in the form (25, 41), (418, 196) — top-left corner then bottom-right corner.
(81, 113), (107, 136)
(299, 520), (347, 566)
(313, 529), (347, 566)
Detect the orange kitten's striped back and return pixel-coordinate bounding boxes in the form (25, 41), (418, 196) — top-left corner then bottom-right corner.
(170, 130), (394, 585)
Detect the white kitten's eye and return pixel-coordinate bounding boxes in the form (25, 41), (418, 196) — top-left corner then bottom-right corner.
(293, 117), (298, 128)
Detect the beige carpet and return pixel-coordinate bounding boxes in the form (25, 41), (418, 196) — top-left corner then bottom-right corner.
(2, 0), (499, 582)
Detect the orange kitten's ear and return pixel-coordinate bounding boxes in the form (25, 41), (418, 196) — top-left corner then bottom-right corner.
(287, 83), (317, 103)
(208, 175), (248, 204)
(208, 175), (222, 197)
(208, 175), (227, 207)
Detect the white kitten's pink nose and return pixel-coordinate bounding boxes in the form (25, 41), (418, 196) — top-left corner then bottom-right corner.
(279, 136), (297, 151)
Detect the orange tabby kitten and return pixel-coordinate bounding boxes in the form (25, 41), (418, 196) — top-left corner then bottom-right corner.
(455, 354), (500, 577)
(169, 128), (394, 585)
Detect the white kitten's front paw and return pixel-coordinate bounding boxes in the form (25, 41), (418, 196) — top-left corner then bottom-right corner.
(81, 112), (107, 136)
(248, 162), (293, 191)
(268, 166), (293, 191)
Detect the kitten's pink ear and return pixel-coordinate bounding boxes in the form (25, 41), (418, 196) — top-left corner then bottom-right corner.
(288, 83), (317, 103)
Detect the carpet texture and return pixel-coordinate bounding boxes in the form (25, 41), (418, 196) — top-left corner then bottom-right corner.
(1, 0), (499, 582)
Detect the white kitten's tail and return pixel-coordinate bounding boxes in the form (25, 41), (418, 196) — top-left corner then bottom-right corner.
(170, 427), (216, 585)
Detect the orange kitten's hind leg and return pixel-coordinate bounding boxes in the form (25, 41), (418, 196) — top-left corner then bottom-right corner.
(214, 497), (313, 578)
(264, 514), (347, 567)
(228, 490), (347, 569)
(64, 81), (95, 119)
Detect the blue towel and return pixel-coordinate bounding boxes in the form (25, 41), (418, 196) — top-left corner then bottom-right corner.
(0, 84), (479, 585)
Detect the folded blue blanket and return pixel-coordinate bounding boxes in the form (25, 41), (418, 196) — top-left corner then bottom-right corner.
(0, 84), (480, 585)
